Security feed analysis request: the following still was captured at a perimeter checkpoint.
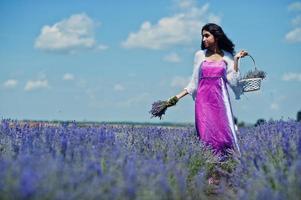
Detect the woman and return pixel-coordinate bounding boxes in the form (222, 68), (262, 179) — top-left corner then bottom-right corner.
(170, 23), (247, 157)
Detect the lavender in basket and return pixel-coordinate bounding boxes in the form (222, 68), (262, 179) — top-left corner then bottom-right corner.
(242, 68), (267, 79)
(149, 96), (178, 119)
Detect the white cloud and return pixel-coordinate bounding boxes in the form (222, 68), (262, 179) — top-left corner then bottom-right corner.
(292, 15), (301, 26)
(24, 79), (49, 91)
(114, 84), (125, 91)
(270, 102), (279, 111)
(288, 1), (301, 12)
(35, 13), (106, 53)
(171, 76), (190, 88)
(3, 79), (18, 89)
(282, 72), (301, 81)
(286, 2), (301, 43)
(63, 73), (75, 81)
(116, 92), (149, 107)
(176, 0), (195, 9)
(122, 2), (220, 49)
(285, 27), (301, 43)
(163, 52), (181, 63)
(96, 44), (109, 50)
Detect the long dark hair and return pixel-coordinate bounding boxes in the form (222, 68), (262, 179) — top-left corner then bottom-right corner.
(201, 23), (235, 56)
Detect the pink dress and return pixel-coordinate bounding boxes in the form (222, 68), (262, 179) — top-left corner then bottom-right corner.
(195, 60), (240, 156)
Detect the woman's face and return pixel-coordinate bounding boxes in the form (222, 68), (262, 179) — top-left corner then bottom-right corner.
(202, 30), (216, 48)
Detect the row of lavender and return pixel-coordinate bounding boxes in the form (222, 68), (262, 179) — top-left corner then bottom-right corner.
(0, 119), (300, 199)
(232, 120), (301, 199)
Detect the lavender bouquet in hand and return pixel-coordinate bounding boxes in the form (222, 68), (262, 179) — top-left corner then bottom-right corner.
(149, 96), (178, 119)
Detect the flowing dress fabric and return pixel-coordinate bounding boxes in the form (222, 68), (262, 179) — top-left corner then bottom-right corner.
(195, 60), (240, 155)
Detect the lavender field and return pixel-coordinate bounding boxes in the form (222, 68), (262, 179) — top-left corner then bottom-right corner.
(0, 119), (300, 200)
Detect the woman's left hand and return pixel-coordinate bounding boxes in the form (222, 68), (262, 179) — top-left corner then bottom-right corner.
(234, 50), (248, 60)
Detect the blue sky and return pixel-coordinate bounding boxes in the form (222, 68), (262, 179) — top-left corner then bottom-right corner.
(1, 0), (301, 124)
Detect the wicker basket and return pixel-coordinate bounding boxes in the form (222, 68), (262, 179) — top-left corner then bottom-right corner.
(238, 55), (262, 92)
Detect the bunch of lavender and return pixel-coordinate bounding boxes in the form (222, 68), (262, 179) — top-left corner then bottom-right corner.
(242, 68), (267, 79)
(149, 96), (178, 119)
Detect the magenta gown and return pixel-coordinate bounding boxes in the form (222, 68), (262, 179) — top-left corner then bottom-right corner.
(195, 60), (240, 156)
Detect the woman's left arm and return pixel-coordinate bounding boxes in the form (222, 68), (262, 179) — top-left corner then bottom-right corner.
(225, 50), (248, 100)
(233, 50), (248, 72)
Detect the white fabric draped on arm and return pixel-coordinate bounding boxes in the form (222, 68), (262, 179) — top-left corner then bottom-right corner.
(184, 50), (204, 101)
(223, 51), (244, 100)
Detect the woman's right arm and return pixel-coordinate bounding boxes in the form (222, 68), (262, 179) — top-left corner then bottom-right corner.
(169, 50), (203, 102)
(182, 50), (203, 101)
(166, 89), (188, 107)
(175, 89), (189, 100)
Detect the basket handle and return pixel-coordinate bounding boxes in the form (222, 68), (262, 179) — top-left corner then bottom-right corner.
(238, 54), (257, 71)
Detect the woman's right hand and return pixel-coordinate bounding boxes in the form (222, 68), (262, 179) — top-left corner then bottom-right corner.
(166, 96), (179, 107)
